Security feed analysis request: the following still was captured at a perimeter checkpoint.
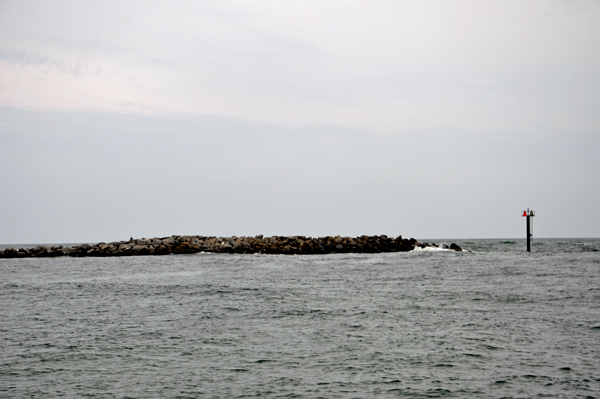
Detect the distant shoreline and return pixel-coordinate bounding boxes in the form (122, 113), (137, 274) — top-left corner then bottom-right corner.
(0, 235), (462, 258)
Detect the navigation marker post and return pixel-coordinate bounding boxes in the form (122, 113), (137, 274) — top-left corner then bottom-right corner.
(522, 208), (535, 252)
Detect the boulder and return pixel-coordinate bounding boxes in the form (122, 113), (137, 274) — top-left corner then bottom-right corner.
(162, 237), (176, 247)
(154, 245), (171, 255)
(450, 243), (462, 252)
(173, 242), (196, 254)
(2, 248), (17, 258)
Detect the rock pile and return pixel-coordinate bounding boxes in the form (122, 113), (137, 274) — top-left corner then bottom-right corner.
(0, 235), (462, 258)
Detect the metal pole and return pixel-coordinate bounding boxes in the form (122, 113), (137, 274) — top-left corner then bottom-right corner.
(526, 211), (530, 252)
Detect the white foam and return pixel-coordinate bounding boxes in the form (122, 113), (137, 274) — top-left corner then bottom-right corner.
(413, 246), (452, 252)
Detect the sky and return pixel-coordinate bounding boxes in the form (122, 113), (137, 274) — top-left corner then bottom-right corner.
(1, 0), (599, 244)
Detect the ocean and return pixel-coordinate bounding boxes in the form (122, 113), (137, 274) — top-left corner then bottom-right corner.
(1, 238), (599, 398)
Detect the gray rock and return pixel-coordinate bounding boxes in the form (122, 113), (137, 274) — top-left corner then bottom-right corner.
(163, 237), (176, 247)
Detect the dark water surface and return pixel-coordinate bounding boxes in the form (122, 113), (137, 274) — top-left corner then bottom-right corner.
(1, 239), (599, 398)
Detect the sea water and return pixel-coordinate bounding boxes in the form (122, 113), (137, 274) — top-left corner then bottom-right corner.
(1, 239), (599, 398)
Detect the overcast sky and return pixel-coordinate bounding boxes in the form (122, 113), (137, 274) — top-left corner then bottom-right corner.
(1, 0), (599, 244)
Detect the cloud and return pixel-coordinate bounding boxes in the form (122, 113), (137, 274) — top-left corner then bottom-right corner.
(0, 0), (599, 133)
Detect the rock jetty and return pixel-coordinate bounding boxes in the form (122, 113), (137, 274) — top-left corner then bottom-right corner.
(0, 235), (462, 258)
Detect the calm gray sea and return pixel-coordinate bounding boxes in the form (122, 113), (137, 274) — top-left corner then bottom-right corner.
(1, 238), (599, 398)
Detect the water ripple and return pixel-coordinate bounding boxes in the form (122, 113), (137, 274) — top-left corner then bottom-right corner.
(1, 239), (599, 397)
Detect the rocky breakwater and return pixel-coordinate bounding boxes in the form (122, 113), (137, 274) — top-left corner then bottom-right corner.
(0, 235), (462, 258)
